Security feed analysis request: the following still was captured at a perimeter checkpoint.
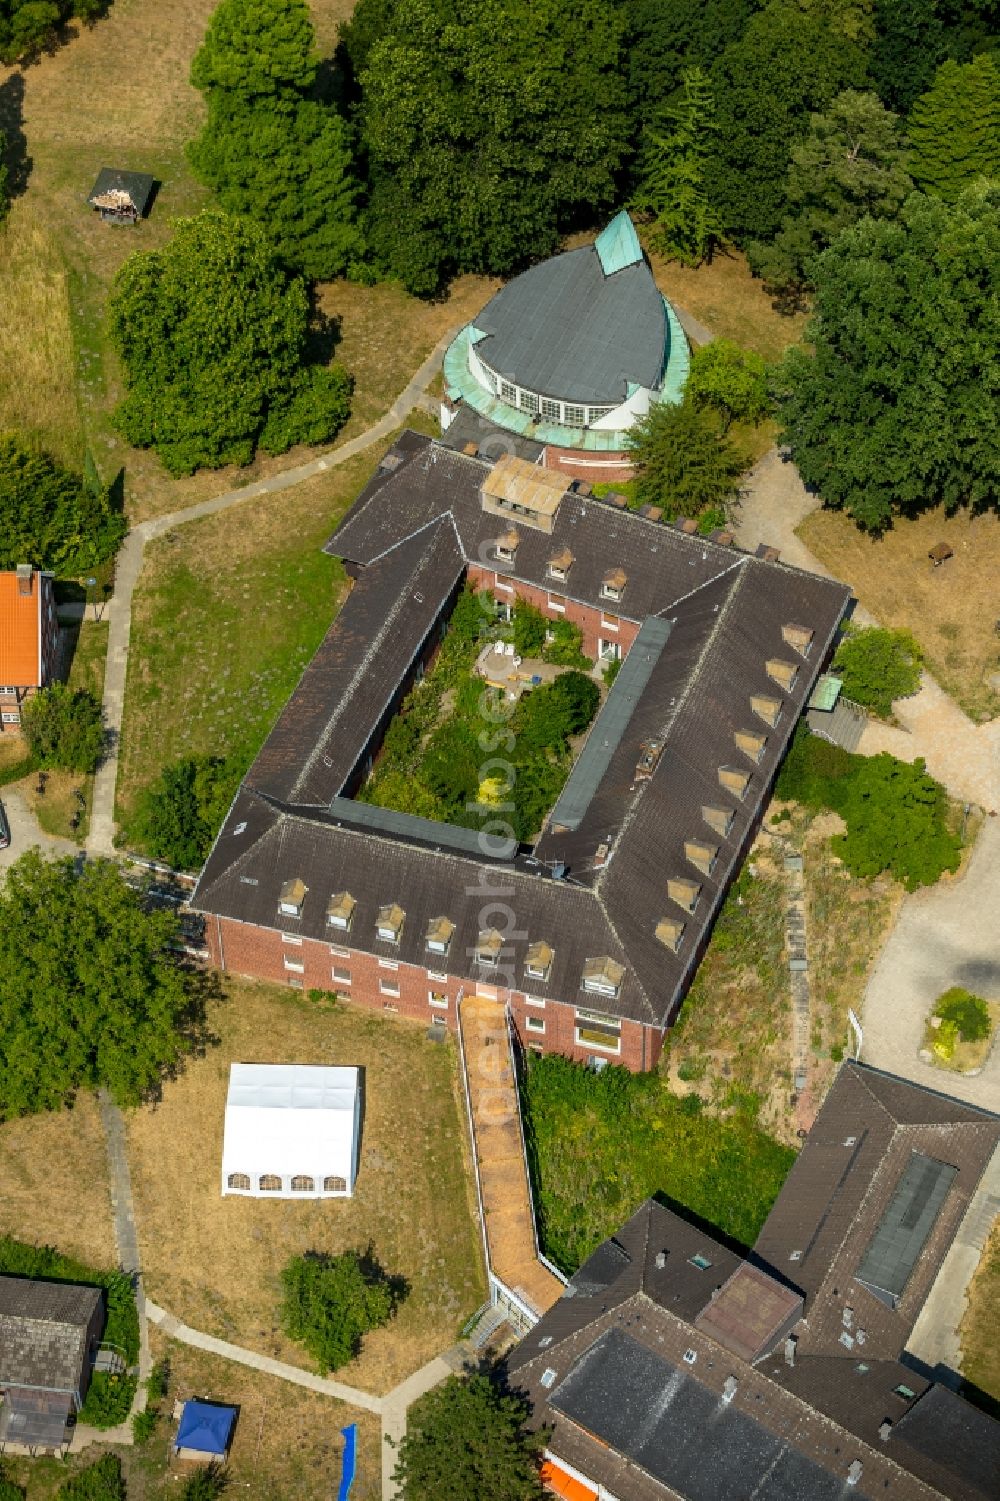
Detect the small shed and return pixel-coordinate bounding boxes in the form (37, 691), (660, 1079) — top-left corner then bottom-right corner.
(0, 1276), (104, 1451)
(174, 1399), (237, 1462)
(221, 1063), (361, 1199)
(928, 541), (954, 567)
(87, 168), (155, 223)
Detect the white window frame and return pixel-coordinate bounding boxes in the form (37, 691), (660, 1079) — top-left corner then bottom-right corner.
(330, 944), (351, 959)
(379, 979), (400, 998)
(281, 933), (303, 947)
(494, 578), (514, 594)
(601, 584), (623, 603)
(377, 925), (401, 944)
(279, 901), (302, 918)
(428, 991), (448, 1009)
(283, 957), (305, 974)
(564, 405), (586, 426)
(525, 1015), (545, 1034)
(525, 995), (546, 1009)
(287, 977), (304, 990)
(427, 969), (448, 982)
(426, 939), (450, 957)
(546, 597), (565, 614)
(547, 564), (567, 583)
(599, 617), (619, 632)
(496, 545), (516, 565)
(331, 967), (352, 986)
(583, 976), (620, 999)
(1, 711), (20, 724)
(575, 1006), (622, 1055)
(378, 958), (399, 971)
(326, 913), (352, 932)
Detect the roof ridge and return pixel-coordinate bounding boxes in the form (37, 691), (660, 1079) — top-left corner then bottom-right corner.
(192, 792), (281, 905)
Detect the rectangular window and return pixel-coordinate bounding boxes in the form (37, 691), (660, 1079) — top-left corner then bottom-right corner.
(540, 398), (560, 421)
(494, 579), (513, 594)
(601, 584), (622, 602)
(496, 546), (515, 565)
(1, 712), (20, 724)
(529, 1043), (543, 1056)
(279, 901), (301, 918)
(382, 1001), (399, 1014)
(575, 1008), (622, 1053)
(583, 975), (620, 998)
(327, 913), (351, 931)
(588, 407), (613, 424)
(376, 926), (400, 944)
(330, 944), (351, 959)
(281, 934), (303, 946)
(689, 1253), (712, 1271)
(546, 597), (565, 614)
(564, 405), (586, 426)
(427, 969), (448, 982)
(525, 1016), (545, 1034)
(547, 565), (566, 582)
(283, 958), (305, 974)
(332, 967), (352, 986)
(288, 977), (304, 989)
(379, 980), (400, 998)
(478, 364), (496, 393)
(426, 939), (449, 956)
(525, 995), (546, 1009)
(519, 390), (539, 414)
(428, 991), (448, 1008)
(378, 958), (399, 971)
(500, 380), (517, 403)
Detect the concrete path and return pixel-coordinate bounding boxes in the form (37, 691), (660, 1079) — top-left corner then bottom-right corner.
(0, 784), (78, 870)
(859, 816), (1000, 1112)
(87, 327), (456, 857)
(98, 1089), (151, 1434)
(146, 1298), (468, 1499)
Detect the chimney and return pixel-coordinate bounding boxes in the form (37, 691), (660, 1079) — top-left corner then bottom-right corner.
(594, 841), (610, 868)
(722, 1377), (738, 1404)
(16, 563), (33, 597)
(879, 1421), (892, 1443)
(784, 1336), (796, 1368)
(846, 1460), (863, 1487)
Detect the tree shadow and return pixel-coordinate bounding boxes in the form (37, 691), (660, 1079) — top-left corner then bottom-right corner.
(357, 1242), (410, 1310)
(306, 297), (342, 367)
(0, 73), (32, 201)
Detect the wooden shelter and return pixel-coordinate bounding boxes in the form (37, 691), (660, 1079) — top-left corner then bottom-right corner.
(928, 541), (954, 567)
(88, 168), (155, 224)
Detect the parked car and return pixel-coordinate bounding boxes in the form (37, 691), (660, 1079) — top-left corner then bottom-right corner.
(0, 797), (9, 849)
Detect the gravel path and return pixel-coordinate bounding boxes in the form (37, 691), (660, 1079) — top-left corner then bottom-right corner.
(859, 816), (1000, 1111)
(0, 785), (78, 870)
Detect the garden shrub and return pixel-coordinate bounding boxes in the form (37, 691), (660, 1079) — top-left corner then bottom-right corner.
(56, 1454), (126, 1500)
(20, 684), (104, 774)
(132, 1408), (157, 1443)
(833, 626), (923, 717)
(281, 1249), (402, 1374)
(0, 1471), (24, 1501)
(522, 1055), (793, 1272)
(934, 987), (991, 1043)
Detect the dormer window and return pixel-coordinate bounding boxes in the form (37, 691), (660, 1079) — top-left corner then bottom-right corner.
(655, 917), (685, 953)
(376, 903), (405, 944)
(525, 940), (554, 982)
(719, 765), (751, 798)
(734, 729), (767, 764)
(546, 546), (574, 583)
(702, 805), (734, 838)
(684, 839), (719, 877)
(782, 623), (814, 656)
(582, 956), (625, 999)
(668, 877), (701, 913)
(425, 916), (455, 956)
(601, 568), (627, 602)
(475, 929), (504, 967)
(494, 527), (520, 564)
(326, 891), (356, 931)
(279, 877), (307, 918)
(751, 694), (783, 727)
(766, 658), (799, 691)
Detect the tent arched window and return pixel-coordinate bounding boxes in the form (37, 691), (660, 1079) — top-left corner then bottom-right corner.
(259, 1174), (283, 1192)
(227, 1172), (251, 1190)
(291, 1175), (314, 1192)
(324, 1175), (347, 1193)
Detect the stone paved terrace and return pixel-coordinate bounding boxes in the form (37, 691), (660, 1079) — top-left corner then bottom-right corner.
(459, 996), (564, 1319)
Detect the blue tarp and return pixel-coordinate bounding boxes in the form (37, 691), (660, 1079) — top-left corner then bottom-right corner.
(175, 1400), (237, 1456)
(337, 1423), (357, 1501)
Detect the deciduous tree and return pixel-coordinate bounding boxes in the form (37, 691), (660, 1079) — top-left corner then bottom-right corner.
(0, 434), (125, 573)
(393, 1374), (547, 1501)
(109, 211), (352, 475)
(0, 852), (203, 1119)
(907, 54), (1000, 200)
(359, 0), (629, 294)
(281, 1250), (401, 1373)
(0, 0), (109, 64)
(618, 0), (756, 130)
(21, 683), (104, 773)
(130, 755), (240, 870)
(775, 185), (1000, 530)
(627, 400), (746, 519)
(633, 67), (725, 266)
(747, 90), (912, 301)
(708, 0), (874, 241)
(832, 753), (961, 889)
(686, 338), (769, 428)
(832, 626), (923, 716)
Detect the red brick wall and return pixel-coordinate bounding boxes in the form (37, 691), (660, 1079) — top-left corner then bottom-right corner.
(207, 915), (664, 1071)
(467, 565), (641, 663)
(540, 445), (635, 485)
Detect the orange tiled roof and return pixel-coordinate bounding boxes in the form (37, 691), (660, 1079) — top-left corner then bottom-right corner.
(0, 572), (42, 688)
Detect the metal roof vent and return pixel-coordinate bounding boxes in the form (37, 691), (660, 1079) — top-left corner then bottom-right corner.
(879, 1421), (892, 1442)
(683, 1349), (697, 1365)
(846, 1460), (864, 1487)
(655, 1251), (667, 1270)
(722, 1377), (738, 1404)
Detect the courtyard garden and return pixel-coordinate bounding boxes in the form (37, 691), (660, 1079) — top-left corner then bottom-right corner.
(125, 977), (485, 1396)
(922, 987), (999, 1075)
(360, 588), (601, 843)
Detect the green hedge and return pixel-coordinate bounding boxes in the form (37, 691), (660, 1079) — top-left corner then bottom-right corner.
(0, 1238), (139, 1427)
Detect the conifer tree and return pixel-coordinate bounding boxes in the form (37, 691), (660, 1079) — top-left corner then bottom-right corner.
(188, 0), (362, 278)
(908, 55), (1000, 201)
(633, 67), (725, 266)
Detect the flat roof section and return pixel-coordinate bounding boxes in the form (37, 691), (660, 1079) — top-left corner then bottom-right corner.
(547, 616), (673, 834)
(855, 1152), (958, 1309)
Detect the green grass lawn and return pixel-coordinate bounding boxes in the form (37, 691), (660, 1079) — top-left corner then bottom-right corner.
(522, 1054), (794, 1274)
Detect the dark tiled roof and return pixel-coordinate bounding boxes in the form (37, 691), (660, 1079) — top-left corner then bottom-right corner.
(87, 167), (155, 214)
(0, 1276), (102, 1394)
(438, 404), (545, 463)
(891, 1385), (1000, 1501)
(195, 432), (851, 1029)
(472, 244), (667, 404)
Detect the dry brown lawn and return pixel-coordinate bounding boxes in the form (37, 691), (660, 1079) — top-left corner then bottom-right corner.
(0, 1093), (115, 1266)
(960, 1216), (1000, 1408)
(799, 506), (1000, 723)
(127, 978), (485, 1395)
(147, 1333), (383, 1501)
(649, 246), (807, 363)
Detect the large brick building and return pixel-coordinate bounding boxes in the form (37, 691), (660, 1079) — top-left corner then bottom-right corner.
(0, 566), (59, 734)
(192, 432), (851, 1072)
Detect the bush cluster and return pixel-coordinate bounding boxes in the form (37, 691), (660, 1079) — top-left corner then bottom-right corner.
(832, 626), (923, 718)
(21, 684), (104, 775)
(129, 754), (241, 870)
(281, 1248), (403, 1373)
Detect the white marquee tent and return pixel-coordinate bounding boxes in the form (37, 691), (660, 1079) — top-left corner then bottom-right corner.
(221, 1064), (360, 1199)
